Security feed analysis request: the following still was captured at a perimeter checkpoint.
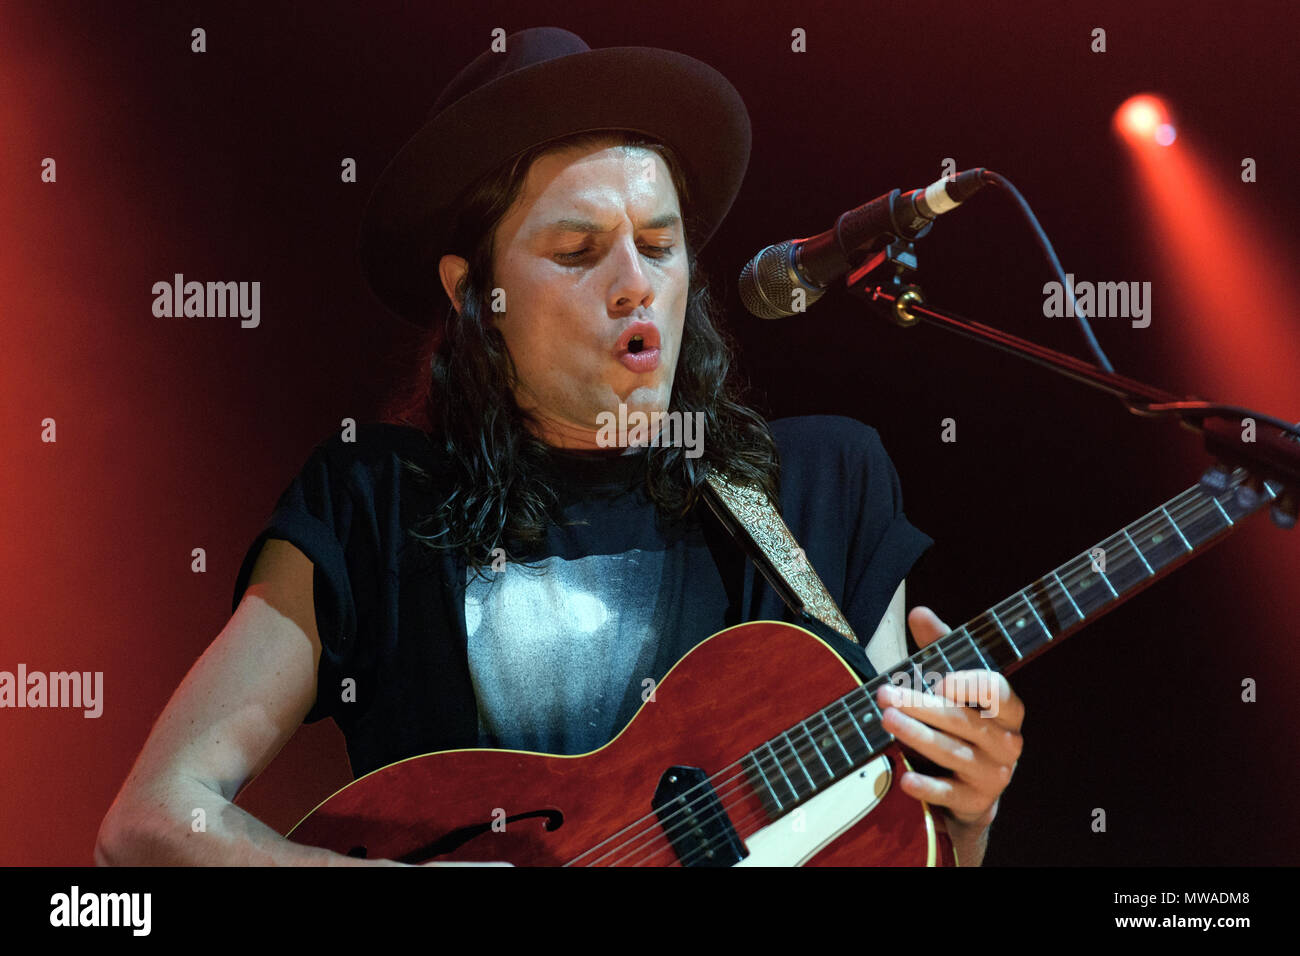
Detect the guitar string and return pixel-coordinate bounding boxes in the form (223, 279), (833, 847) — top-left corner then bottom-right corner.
(655, 482), (1272, 867)
(564, 482), (1255, 865)
(596, 485), (1243, 867)
(639, 484), (1254, 868)
(655, 482), (1269, 867)
(572, 485), (1241, 867)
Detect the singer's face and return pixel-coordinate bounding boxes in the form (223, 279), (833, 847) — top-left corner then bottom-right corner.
(443, 141), (689, 450)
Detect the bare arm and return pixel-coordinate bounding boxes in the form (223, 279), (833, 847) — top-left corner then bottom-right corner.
(95, 538), (399, 866)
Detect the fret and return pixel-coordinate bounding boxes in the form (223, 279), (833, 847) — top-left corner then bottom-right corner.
(1179, 492), (1232, 547)
(851, 691), (894, 750)
(987, 608), (1024, 661)
(1160, 505), (1194, 552)
(1021, 577), (1068, 636)
(913, 646), (948, 694)
(963, 626), (995, 670)
(989, 600), (1045, 658)
(1060, 559), (1114, 617)
(764, 739), (800, 806)
(796, 722), (835, 787)
(1122, 528), (1154, 576)
(743, 751), (783, 814)
(940, 626), (986, 673)
(1049, 569), (1085, 626)
(1018, 588), (1054, 645)
(1096, 535), (1146, 593)
(1210, 495), (1234, 526)
(965, 611), (1019, 668)
(1137, 509), (1193, 571)
(1095, 561), (1119, 597)
(842, 692), (879, 753)
(780, 730), (816, 795)
(838, 698), (872, 757)
(816, 710), (855, 774)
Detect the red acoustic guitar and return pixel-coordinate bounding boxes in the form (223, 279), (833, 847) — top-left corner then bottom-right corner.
(288, 467), (1280, 866)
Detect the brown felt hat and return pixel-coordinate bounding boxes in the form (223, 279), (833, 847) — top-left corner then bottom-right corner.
(357, 26), (751, 328)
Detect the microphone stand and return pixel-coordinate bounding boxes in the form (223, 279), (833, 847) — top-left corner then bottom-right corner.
(842, 239), (1300, 529)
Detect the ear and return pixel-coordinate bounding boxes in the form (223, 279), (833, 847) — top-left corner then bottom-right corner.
(438, 254), (468, 313)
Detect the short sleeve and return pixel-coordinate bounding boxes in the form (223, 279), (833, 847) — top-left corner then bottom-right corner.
(231, 438), (358, 724)
(766, 416), (932, 679)
(841, 425), (933, 643)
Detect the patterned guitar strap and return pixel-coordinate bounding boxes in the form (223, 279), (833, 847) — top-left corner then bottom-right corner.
(701, 467), (859, 645)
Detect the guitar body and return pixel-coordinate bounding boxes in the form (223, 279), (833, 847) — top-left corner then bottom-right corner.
(289, 622), (954, 866)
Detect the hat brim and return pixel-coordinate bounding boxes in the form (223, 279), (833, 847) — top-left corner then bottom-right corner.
(357, 45), (751, 327)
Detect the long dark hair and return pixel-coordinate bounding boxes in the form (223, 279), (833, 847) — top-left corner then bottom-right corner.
(382, 129), (780, 569)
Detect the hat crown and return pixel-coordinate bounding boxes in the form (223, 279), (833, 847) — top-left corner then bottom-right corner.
(428, 27), (591, 119)
(360, 28), (751, 327)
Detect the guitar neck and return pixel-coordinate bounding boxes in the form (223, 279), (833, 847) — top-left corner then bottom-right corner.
(742, 467), (1277, 817)
(908, 466), (1276, 680)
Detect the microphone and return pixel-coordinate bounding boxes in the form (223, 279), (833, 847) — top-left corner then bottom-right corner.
(738, 167), (988, 319)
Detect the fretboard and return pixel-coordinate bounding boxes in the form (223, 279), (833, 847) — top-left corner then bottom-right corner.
(742, 467), (1278, 817)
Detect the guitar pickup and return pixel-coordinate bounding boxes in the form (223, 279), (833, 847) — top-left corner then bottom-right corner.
(652, 766), (748, 867)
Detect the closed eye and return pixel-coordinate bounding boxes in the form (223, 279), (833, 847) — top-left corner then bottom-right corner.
(553, 245), (675, 263)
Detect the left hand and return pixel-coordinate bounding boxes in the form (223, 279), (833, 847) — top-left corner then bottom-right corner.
(875, 606), (1025, 836)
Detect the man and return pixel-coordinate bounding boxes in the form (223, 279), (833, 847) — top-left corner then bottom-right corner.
(96, 27), (1022, 867)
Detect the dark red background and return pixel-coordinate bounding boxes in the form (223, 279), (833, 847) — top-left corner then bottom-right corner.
(3, 0), (1297, 865)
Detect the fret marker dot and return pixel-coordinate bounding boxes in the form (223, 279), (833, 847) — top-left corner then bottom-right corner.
(1152, 533), (1163, 544)
(1016, 618), (1025, 629)
(820, 736), (832, 750)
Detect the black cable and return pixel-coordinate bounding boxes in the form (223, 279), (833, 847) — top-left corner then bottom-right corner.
(980, 170), (1116, 374)
(973, 172), (1299, 447)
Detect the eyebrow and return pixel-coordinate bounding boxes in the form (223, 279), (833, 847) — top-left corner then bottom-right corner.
(543, 213), (681, 234)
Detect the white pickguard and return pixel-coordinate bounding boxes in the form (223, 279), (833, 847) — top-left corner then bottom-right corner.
(732, 753), (899, 866)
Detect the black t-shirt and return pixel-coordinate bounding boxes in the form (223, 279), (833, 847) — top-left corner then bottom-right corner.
(461, 444), (733, 756)
(231, 415), (933, 778)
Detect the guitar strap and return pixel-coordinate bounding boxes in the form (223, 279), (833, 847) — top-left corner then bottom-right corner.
(701, 468), (859, 645)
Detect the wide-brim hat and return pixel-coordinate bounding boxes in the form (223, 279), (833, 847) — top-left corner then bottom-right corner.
(357, 26), (752, 328)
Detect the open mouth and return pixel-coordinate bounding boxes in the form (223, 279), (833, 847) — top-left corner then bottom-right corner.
(616, 322), (660, 355)
(615, 323), (662, 373)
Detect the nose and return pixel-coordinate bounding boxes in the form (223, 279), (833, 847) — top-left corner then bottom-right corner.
(606, 233), (654, 315)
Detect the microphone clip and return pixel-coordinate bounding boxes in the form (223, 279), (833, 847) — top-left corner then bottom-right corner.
(845, 237), (926, 328)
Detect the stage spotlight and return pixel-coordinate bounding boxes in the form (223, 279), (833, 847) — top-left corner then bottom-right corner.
(1115, 94), (1170, 144)
(1116, 93), (1298, 420)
